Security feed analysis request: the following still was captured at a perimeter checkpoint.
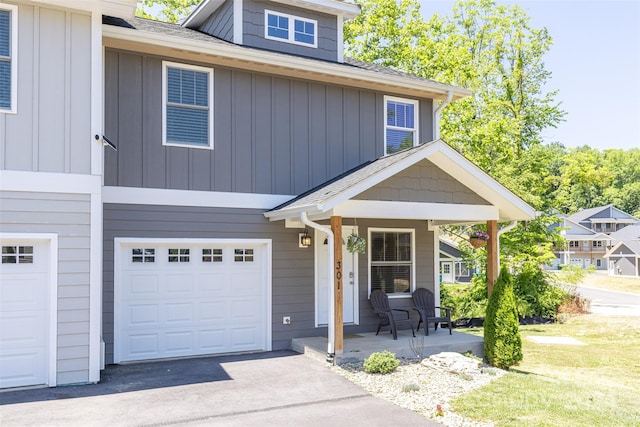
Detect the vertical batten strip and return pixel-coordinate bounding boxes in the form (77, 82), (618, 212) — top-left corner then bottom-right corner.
(64, 11), (71, 173)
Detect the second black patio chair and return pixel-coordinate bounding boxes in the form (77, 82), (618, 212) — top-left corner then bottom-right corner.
(412, 288), (452, 336)
(370, 289), (415, 340)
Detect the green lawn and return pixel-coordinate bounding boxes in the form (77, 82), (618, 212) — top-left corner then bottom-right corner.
(452, 314), (640, 426)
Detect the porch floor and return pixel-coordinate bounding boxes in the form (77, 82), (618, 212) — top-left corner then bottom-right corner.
(291, 328), (483, 364)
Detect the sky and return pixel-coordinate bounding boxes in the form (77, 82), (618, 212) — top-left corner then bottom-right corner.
(419, 0), (640, 150)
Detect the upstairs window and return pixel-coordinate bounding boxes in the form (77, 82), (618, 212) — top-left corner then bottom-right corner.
(0, 5), (17, 113)
(384, 96), (418, 155)
(265, 10), (317, 48)
(162, 61), (213, 149)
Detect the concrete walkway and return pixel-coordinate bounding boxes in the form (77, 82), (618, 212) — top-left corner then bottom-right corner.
(0, 351), (438, 426)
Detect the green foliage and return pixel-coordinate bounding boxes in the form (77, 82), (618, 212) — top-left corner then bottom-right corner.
(484, 267), (522, 369)
(363, 350), (400, 374)
(136, 0), (199, 23)
(440, 276), (488, 319)
(512, 267), (568, 318)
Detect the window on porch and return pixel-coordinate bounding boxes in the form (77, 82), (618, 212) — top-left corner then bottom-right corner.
(369, 229), (415, 296)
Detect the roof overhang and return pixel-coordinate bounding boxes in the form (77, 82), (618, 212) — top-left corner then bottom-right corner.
(265, 140), (537, 224)
(102, 23), (470, 101)
(590, 218), (637, 223)
(184, 0), (360, 28)
(39, 0), (137, 18)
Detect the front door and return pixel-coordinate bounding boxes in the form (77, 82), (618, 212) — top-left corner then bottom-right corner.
(316, 226), (358, 325)
(441, 261), (454, 283)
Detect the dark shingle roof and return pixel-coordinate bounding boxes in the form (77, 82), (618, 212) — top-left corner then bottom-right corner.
(103, 16), (465, 94)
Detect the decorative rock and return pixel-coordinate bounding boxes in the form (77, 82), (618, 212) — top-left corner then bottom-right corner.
(421, 352), (482, 375)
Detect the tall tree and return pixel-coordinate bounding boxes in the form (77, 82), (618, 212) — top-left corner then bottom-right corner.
(136, 0), (198, 23)
(345, 0), (566, 172)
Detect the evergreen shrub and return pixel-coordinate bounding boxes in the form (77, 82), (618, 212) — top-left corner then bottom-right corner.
(484, 267), (523, 369)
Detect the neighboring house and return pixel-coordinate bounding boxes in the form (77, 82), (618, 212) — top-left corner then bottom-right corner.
(439, 239), (474, 283)
(549, 217), (610, 270)
(0, 0), (138, 389)
(1, 0), (536, 389)
(604, 225), (640, 277)
(549, 206), (640, 270)
(567, 204), (640, 234)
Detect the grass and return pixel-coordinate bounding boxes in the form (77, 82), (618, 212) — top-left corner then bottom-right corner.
(452, 314), (640, 426)
(576, 271), (640, 294)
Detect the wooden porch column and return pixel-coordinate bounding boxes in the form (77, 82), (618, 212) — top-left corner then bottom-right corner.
(487, 220), (499, 297)
(331, 216), (343, 354)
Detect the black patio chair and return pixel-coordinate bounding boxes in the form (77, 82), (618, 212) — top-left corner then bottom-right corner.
(370, 289), (415, 340)
(412, 288), (452, 336)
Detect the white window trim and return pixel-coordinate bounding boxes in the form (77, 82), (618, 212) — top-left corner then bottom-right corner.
(264, 9), (318, 48)
(368, 227), (416, 299)
(384, 95), (419, 156)
(0, 3), (18, 114)
(162, 61), (214, 150)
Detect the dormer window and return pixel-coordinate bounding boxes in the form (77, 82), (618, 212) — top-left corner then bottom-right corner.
(265, 10), (317, 48)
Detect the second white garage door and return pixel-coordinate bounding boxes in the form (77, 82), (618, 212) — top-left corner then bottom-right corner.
(115, 239), (271, 363)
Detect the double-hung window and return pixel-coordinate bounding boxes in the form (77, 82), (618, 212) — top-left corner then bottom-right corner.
(162, 61), (213, 149)
(265, 10), (317, 48)
(369, 229), (415, 296)
(384, 96), (418, 155)
(0, 4), (17, 113)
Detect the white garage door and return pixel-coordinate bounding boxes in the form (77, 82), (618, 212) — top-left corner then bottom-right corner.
(115, 240), (270, 363)
(0, 238), (52, 388)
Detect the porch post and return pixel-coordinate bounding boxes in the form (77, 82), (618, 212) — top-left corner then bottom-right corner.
(487, 220), (499, 297)
(331, 216), (344, 354)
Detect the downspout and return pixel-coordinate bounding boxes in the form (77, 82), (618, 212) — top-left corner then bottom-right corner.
(433, 91), (453, 140)
(300, 212), (336, 360)
(497, 221), (518, 272)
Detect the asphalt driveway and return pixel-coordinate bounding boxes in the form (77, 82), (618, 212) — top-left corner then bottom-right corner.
(0, 350), (437, 426)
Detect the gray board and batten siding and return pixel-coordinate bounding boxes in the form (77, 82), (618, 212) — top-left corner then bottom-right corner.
(0, 3), (92, 174)
(103, 49), (434, 195)
(197, 0), (339, 61)
(1, 191), (92, 385)
(102, 204), (436, 364)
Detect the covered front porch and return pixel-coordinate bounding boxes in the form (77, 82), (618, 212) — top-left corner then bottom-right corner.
(292, 327), (483, 364)
(265, 140), (536, 360)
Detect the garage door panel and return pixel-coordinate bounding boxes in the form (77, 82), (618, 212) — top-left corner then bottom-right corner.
(200, 301), (226, 321)
(0, 312), (48, 348)
(166, 302), (195, 324)
(128, 304), (159, 327)
(199, 329), (226, 352)
(126, 274), (160, 297)
(198, 273), (227, 294)
(0, 275), (48, 311)
(166, 274), (195, 294)
(127, 333), (160, 359)
(0, 349), (47, 388)
(117, 242), (269, 362)
(230, 327), (259, 348)
(165, 331), (194, 354)
(229, 298), (262, 322)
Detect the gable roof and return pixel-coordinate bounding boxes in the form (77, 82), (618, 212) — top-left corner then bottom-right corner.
(568, 204), (639, 224)
(609, 225), (640, 242)
(265, 140), (536, 222)
(560, 218), (609, 240)
(604, 240), (640, 258)
(184, 0), (361, 28)
(102, 16), (471, 101)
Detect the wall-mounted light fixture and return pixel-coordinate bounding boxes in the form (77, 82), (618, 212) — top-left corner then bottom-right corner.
(299, 229), (312, 248)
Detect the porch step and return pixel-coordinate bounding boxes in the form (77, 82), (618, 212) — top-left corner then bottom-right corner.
(291, 329), (484, 364)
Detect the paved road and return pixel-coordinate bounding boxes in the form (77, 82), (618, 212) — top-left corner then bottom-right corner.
(0, 351), (437, 426)
(577, 286), (640, 316)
